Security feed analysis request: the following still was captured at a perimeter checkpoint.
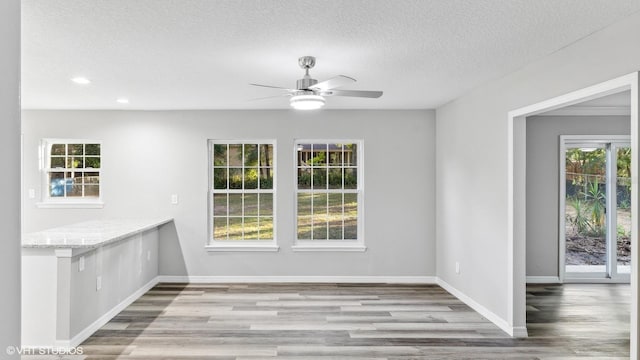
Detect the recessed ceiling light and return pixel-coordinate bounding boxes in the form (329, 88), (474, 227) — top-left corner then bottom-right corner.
(71, 77), (91, 85)
(116, 98), (129, 104)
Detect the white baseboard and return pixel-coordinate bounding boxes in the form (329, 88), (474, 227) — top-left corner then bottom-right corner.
(436, 278), (527, 338)
(526, 276), (560, 284)
(56, 276), (160, 348)
(157, 275), (437, 284)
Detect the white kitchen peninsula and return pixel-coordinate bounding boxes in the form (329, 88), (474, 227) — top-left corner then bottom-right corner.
(22, 218), (173, 348)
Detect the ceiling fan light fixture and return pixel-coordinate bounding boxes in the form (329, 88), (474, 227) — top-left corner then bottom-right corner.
(290, 94), (325, 110)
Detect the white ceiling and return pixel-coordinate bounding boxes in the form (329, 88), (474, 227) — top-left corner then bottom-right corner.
(21, 0), (640, 110)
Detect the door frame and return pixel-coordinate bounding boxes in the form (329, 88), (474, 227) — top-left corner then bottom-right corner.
(559, 135), (631, 283)
(507, 72), (639, 358)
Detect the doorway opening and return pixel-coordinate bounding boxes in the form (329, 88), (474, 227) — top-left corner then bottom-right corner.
(508, 72), (639, 358)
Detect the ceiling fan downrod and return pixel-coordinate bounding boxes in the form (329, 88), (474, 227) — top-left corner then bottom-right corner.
(296, 56), (318, 90)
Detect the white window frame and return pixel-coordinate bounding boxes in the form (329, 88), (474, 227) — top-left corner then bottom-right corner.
(293, 139), (365, 252)
(206, 140), (278, 252)
(38, 139), (104, 208)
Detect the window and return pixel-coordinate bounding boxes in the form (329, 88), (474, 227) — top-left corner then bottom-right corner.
(294, 140), (364, 251)
(39, 139), (102, 208)
(208, 140), (277, 251)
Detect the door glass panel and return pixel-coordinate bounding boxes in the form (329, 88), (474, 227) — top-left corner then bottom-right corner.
(565, 146), (607, 274)
(617, 146), (632, 274)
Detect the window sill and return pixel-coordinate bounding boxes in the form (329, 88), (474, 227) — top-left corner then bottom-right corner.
(36, 201), (104, 209)
(206, 244), (280, 252)
(292, 244), (367, 252)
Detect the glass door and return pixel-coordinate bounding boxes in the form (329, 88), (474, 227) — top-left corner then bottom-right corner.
(562, 137), (631, 282)
(615, 146), (631, 277)
(564, 144), (607, 277)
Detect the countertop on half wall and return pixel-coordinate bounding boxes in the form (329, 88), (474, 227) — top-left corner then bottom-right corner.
(22, 218), (174, 249)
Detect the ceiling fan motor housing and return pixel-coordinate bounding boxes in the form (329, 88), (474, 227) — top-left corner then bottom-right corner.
(296, 77), (318, 90)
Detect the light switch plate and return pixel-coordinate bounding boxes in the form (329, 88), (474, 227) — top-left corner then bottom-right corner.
(79, 256), (85, 272)
(28, 188), (35, 199)
(96, 276), (102, 291)
(171, 194), (179, 204)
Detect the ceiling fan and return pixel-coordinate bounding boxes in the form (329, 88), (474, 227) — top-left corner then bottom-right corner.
(250, 56), (383, 110)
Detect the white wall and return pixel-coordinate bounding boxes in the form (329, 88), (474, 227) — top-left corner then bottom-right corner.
(70, 229), (159, 340)
(0, 0), (21, 355)
(436, 12), (640, 327)
(526, 115), (630, 277)
(22, 110), (436, 278)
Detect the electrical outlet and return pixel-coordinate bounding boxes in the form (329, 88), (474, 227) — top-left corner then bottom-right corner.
(147, 250), (151, 261)
(96, 276), (102, 291)
(455, 261), (460, 274)
(171, 194), (179, 204)
(79, 256), (85, 272)
(28, 188), (35, 199)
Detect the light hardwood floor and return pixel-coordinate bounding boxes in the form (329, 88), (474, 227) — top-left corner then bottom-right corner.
(55, 283), (635, 359)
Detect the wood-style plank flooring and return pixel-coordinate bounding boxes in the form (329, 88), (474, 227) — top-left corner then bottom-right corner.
(41, 283), (634, 359)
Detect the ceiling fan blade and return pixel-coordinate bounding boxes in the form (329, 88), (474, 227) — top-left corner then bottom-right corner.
(248, 93), (293, 101)
(249, 83), (295, 91)
(309, 75), (356, 91)
(321, 89), (383, 98)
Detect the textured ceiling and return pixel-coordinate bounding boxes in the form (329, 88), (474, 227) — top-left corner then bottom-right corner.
(21, 0), (640, 110)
